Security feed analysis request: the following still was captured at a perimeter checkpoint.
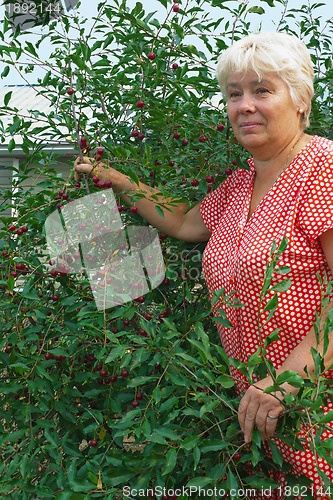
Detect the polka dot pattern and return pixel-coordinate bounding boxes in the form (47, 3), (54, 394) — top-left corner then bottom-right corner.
(200, 135), (333, 498)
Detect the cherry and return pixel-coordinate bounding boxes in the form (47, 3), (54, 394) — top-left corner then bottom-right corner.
(205, 175), (215, 183)
(21, 225), (28, 232)
(232, 159), (237, 166)
(191, 179), (199, 187)
(137, 100), (145, 108)
(90, 439), (98, 447)
(67, 88), (74, 95)
(131, 400), (139, 408)
(172, 62), (178, 69)
(130, 206), (138, 214)
(51, 295), (59, 301)
(121, 369), (129, 377)
(8, 224), (16, 232)
(217, 123), (225, 131)
(131, 129), (139, 137)
(169, 161), (175, 167)
(173, 4), (180, 11)
(123, 318), (130, 326)
(80, 136), (87, 146)
(2, 250), (8, 257)
(199, 135), (207, 142)
(182, 139), (188, 146)
(96, 147), (104, 155)
(104, 180), (112, 188)
(148, 52), (156, 60)
(44, 353), (52, 360)
(137, 132), (145, 141)
(16, 228), (23, 235)
(99, 369), (108, 378)
(173, 132), (181, 139)
(109, 375), (118, 383)
(145, 313), (152, 321)
(225, 167), (233, 176)
(136, 392), (143, 401)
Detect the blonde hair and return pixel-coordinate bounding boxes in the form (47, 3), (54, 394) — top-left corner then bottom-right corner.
(216, 32), (314, 129)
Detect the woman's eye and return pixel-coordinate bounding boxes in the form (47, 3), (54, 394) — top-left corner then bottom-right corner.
(257, 88), (269, 94)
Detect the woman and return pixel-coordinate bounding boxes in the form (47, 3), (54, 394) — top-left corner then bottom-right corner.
(74, 32), (333, 498)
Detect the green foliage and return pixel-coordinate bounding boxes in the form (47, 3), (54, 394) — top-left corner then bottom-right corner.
(0, 0), (332, 498)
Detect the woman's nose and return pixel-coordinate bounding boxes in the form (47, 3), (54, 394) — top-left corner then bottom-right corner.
(239, 93), (256, 113)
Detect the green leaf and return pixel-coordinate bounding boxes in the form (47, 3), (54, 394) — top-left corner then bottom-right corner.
(1, 65), (10, 78)
(213, 316), (234, 328)
(276, 370), (304, 387)
(247, 6), (265, 14)
(4, 91), (12, 106)
(270, 279), (292, 292)
(263, 293), (278, 312)
(162, 447), (177, 475)
(8, 138), (16, 153)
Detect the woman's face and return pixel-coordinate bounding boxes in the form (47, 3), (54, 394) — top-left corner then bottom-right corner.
(226, 70), (302, 159)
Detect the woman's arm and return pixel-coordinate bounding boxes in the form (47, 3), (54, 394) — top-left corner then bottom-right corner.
(74, 157), (211, 242)
(238, 228), (333, 443)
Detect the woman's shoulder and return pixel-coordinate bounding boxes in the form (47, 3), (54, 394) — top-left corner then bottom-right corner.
(309, 135), (333, 161)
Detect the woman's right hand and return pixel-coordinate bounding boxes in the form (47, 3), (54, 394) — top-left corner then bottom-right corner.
(73, 156), (126, 193)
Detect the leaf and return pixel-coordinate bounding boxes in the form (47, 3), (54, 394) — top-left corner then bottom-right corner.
(1, 64), (10, 79)
(276, 370), (304, 387)
(8, 138), (16, 153)
(270, 279), (292, 292)
(162, 447), (177, 475)
(263, 293), (278, 312)
(247, 6), (265, 14)
(4, 91), (12, 106)
(213, 316), (234, 328)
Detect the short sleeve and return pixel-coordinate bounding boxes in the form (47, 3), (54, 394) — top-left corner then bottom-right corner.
(297, 153), (333, 244)
(200, 169), (247, 233)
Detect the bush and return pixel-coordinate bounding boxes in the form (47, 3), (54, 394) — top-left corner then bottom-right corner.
(0, 0), (333, 498)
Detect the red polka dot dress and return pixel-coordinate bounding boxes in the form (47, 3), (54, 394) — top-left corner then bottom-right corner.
(200, 135), (333, 499)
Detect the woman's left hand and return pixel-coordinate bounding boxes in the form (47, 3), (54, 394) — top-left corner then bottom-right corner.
(238, 378), (285, 443)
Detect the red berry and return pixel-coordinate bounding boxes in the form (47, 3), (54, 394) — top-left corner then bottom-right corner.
(137, 132), (145, 141)
(44, 353), (51, 360)
(148, 52), (156, 60)
(50, 269), (58, 277)
(137, 100), (145, 108)
(172, 62), (179, 69)
(173, 4), (180, 11)
(131, 400), (140, 408)
(80, 136), (87, 145)
(8, 224), (16, 232)
(21, 225), (28, 232)
(90, 439), (98, 447)
(182, 139), (188, 146)
(99, 369), (107, 378)
(225, 167), (233, 176)
(74, 181), (81, 188)
(121, 369), (129, 377)
(123, 318), (130, 326)
(131, 129), (139, 137)
(67, 88), (74, 95)
(232, 159), (237, 166)
(2, 250), (8, 257)
(145, 313), (152, 321)
(51, 295), (59, 301)
(104, 180), (112, 188)
(97, 180), (106, 188)
(10, 271), (18, 278)
(94, 154), (102, 162)
(217, 123), (225, 131)
(136, 393), (143, 401)
(169, 161), (175, 167)
(92, 176), (99, 183)
(191, 179), (199, 187)
(199, 135), (207, 142)
(130, 206), (138, 214)
(109, 375), (118, 383)
(205, 175), (215, 183)
(173, 132), (181, 139)
(16, 228), (23, 235)
(96, 147), (104, 155)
